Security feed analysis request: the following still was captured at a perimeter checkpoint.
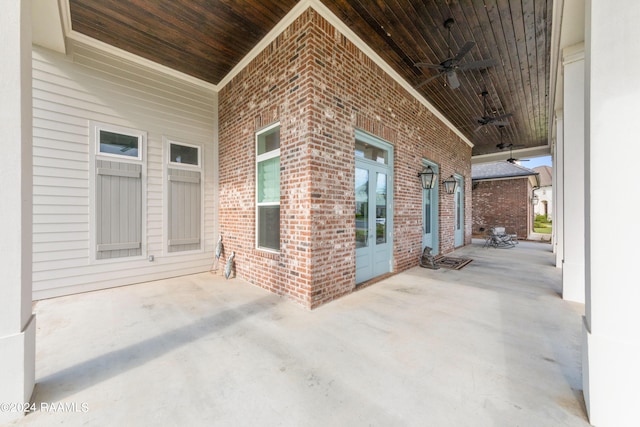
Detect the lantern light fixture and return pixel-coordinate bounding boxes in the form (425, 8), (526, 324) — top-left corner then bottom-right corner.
(417, 165), (437, 190)
(442, 175), (457, 194)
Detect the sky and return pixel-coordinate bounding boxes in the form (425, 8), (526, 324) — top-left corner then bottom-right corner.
(521, 155), (552, 168)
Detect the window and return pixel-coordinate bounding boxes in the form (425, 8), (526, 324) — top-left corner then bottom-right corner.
(97, 128), (143, 160)
(355, 139), (388, 164)
(256, 123), (280, 251)
(166, 140), (202, 253)
(169, 142), (200, 166)
(92, 123), (145, 260)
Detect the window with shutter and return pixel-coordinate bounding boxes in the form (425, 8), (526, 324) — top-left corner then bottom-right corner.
(93, 124), (145, 260)
(166, 141), (202, 253)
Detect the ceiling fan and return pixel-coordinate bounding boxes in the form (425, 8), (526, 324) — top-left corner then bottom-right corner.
(506, 152), (530, 164)
(415, 18), (497, 90)
(475, 91), (512, 132)
(496, 127), (528, 163)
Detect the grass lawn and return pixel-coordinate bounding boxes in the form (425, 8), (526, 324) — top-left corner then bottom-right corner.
(534, 215), (552, 234)
(534, 227), (552, 234)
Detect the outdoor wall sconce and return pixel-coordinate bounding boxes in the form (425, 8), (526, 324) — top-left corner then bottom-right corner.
(442, 175), (457, 194)
(532, 194), (539, 205)
(417, 165), (437, 190)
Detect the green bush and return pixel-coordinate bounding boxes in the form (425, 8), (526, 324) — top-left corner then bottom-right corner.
(535, 214), (549, 223)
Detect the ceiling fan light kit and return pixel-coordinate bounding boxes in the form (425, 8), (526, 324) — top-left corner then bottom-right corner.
(494, 126), (527, 163)
(475, 90), (513, 132)
(415, 18), (497, 90)
(413, 19), (520, 156)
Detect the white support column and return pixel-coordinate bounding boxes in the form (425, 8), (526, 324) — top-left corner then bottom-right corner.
(583, 0), (640, 425)
(561, 44), (585, 303)
(553, 112), (564, 267)
(0, 1), (36, 423)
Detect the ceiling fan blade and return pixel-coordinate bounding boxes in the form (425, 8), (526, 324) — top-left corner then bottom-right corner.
(416, 72), (445, 89)
(453, 41), (475, 61)
(446, 70), (460, 89)
(458, 58), (498, 71)
(489, 120), (510, 127)
(415, 62), (445, 70)
(493, 112), (513, 120)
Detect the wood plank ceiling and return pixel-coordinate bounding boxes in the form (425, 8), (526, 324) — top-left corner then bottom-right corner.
(68, 0), (552, 156)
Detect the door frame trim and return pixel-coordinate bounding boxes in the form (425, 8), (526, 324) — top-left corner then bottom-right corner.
(422, 158), (439, 255)
(354, 129), (394, 283)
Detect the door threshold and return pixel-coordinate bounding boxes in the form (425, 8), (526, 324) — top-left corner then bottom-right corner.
(355, 272), (396, 290)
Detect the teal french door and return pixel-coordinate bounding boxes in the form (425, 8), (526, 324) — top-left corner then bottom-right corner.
(355, 132), (393, 284)
(422, 161), (439, 255)
(454, 174), (464, 247)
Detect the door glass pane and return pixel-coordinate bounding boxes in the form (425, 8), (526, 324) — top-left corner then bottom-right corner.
(376, 172), (387, 244)
(456, 190), (462, 230)
(355, 140), (388, 164)
(355, 168), (369, 248)
(424, 189), (431, 234)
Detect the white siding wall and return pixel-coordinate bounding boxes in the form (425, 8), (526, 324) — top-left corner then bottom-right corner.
(32, 42), (218, 299)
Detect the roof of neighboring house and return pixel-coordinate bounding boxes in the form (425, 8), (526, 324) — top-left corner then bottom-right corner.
(472, 161), (539, 181)
(533, 166), (552, 187)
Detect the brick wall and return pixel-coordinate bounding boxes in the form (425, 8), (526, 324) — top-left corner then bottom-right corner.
(219, 8), (472, 309)
(472, 178), (533, 239)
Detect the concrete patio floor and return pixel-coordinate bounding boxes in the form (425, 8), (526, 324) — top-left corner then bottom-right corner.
(9, 240), (589, 426)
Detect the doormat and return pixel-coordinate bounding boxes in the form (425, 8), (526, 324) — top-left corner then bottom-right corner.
(434, 255), (473, 270)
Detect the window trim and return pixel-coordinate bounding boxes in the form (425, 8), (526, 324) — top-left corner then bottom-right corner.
(89, 121), (147, 263)
(94, 123), (145, 162)
(255, 122), (281, 253)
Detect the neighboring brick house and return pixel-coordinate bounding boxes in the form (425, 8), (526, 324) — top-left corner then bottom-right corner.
(533, 166), (553, 218)
(472, 162), (539, 240)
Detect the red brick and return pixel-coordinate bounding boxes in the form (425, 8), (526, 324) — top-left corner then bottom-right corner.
(219, 9), (471, 309)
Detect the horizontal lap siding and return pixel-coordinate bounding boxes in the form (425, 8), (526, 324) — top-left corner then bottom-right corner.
(32, 43), (217, 300)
